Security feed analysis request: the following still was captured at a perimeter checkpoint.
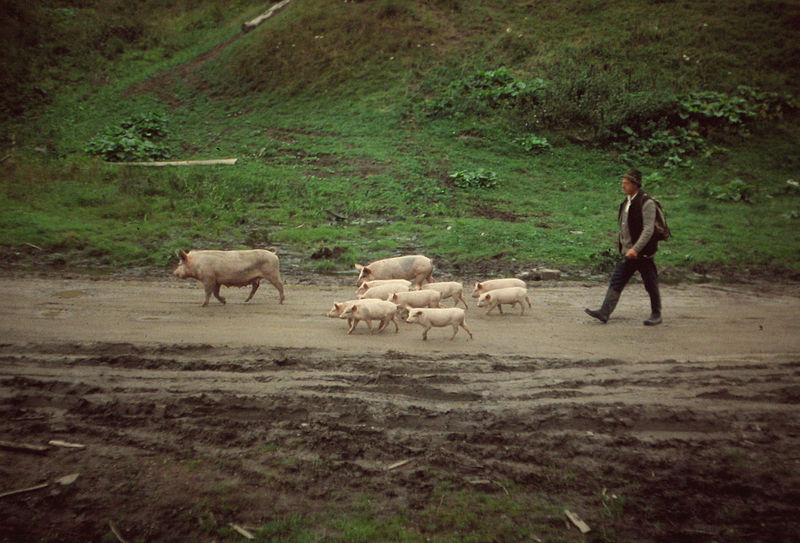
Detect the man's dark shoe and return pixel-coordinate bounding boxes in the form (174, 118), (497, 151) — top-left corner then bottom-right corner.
(585, 289), (620, 324)
(585, 308), (609, 323)
(643, 314), (662, 326)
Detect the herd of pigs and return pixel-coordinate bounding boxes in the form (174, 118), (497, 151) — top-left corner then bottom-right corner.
(172, 250), (532, 340)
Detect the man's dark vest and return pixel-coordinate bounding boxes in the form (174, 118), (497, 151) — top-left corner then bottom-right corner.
(618, 191), (658, 256)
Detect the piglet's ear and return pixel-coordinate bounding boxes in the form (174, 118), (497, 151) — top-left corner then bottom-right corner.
(178, 250), (188, 261)
(486, 294), (492, 300)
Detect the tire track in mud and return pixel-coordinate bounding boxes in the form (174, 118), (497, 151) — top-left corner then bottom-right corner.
(2, 342), (800, 542)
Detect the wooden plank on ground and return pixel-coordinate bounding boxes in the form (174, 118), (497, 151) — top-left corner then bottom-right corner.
(564, 509), (591, 534)
(113, 158), (238, 167)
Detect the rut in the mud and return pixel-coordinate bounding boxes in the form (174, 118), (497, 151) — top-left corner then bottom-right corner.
(2, 342), (799, 542)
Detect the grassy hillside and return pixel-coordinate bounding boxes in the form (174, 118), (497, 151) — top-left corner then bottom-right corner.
(2, 0), (800, 280)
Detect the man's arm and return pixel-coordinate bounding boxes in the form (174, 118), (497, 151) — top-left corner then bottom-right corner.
(627, 199), (656, 258)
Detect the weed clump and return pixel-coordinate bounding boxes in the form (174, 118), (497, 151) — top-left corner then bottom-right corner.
(85, 113), (171, 162)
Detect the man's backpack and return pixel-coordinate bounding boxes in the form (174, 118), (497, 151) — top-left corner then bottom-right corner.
(652, 198), (671, 242)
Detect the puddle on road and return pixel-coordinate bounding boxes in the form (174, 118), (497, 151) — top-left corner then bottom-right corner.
(137, 316), (171, 322)
(54, 290), (86, 299)
(38, 309), (68, 319)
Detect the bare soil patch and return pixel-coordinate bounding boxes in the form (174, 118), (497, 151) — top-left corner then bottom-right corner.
(1, 275), (799, 542)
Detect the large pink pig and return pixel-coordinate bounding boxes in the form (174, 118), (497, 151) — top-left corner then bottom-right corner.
(173, 249), (285, 307)
(355, 255), (434, 288)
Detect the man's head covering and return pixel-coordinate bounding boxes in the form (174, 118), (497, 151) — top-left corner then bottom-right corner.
(623, 169), (642, 187)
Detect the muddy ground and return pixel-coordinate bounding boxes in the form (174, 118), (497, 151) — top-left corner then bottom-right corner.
(1, 273), (800, 542)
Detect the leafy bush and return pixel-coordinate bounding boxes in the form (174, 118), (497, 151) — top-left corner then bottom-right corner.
(616, 124), (707, 169)
(709, 178), (758, 203)
(677, 86), (799, 135)
(448, 169), (498, 189)
(85, 113), (171, 162)
(515, 134), (551, 153)
(427, 68), (547, 118)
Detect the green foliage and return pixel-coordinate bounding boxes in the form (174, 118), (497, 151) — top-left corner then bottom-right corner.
(616, 125), (707, 169)
(708, 178), (759, 203)
(427, 67), (548, 118)
(1, 0), (799, 278)
(85, 113), (171, 162)
(677, 86), (799, 133)
(590, 248), (620, 274)
(515, 134), (551, 153)
(448, 169), (498, 189)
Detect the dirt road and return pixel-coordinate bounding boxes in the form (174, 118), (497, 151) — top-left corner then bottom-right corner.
(2, 275), (800, 542)
(2, 275), (799, 360)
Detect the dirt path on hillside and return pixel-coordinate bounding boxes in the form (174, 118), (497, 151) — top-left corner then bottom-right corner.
(2, 275), (800, 542)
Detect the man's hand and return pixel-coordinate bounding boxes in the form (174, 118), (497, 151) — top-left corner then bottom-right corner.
(625, 248), (639, 260)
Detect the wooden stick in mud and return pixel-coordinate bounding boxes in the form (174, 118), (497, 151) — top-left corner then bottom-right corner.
(0, 483), (49, 499)
(0, 440), (49, 454)
(48, 440), (86, 449)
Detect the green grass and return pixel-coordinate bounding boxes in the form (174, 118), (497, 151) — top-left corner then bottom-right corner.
(1, 0), (799, 278)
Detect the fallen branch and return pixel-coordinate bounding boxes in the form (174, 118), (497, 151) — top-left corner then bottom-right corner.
(49, 440), (86, 450)
(0, 440), (49, 454)
(386, 459), (414, 471)
(242, 0), (294, 33)
(0, 483), (49, 499)
(112, 158), (238, 167)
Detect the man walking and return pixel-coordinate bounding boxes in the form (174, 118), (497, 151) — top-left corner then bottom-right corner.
(585, 168), (662, 326)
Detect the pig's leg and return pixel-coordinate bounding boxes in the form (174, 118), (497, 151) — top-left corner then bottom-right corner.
(366, 319), (374, 334)
(266, 274), (285, 304)
(421, 324), (432, 340)
(525, 296), (532, 308)
(244, 279), (260, 302)
(449, 323), (459, 340)
(517, 301), (525, 316)
(390, 315), (399, 333)
(347, 318), (359, 334)
(457, 294), (469, 309)
(212, 283), (226, 305)
(377, 317), (389, 334)
(460, 321), (473, 339)
(203, 282), (225, 307)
